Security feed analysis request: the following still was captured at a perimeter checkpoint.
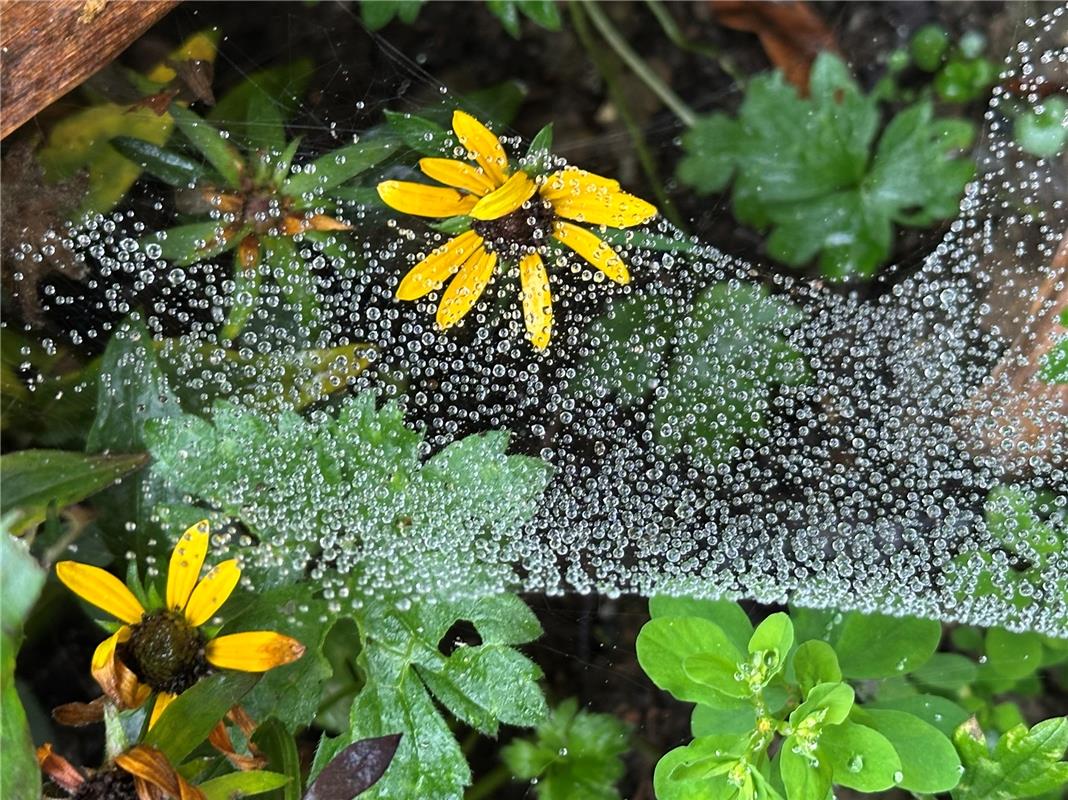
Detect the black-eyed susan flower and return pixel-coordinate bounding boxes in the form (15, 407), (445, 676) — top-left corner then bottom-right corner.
(56, 520), (304, 728)
(38, 742), (204, 800)
(377, 110), (658, 349)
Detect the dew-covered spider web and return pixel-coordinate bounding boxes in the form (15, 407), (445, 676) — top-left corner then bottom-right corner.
(4, 4), (1066, 635)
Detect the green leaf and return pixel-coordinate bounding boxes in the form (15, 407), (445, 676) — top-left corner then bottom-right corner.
(110, 137), (205, 186)
(143, 221), (242, 267)
(818, 720), (901, 792)
(246, 86), (287, 159)
(305, 734), (401, 800)
(0, 450), (147, 534)
(502, 698), (629, 800)
(199, 771), (290, 800)
(867, 694), (970, 739)
(683, 653), (750, 699)
(87, 317), (181, 453)
(360, 0), (423, 29)
(636, 617), (747, 708)
(0, 531), (45, 800)
(222, 247), (263, 341)
(486, 0), (522, 37)
(263, 234), (319, 334)
(654, 744), (737, 800)
(170, 103), (245, 187)
(677, 114), (741, 193)
(985, 628), (1045, 680)
(649, 596), (753, 654)
(313, 594), (546, 798)
(791, 641), (841, 696)
(382, 111), (452, 157)
(1014, 97), (1067, 158)
(953, 717), (1068, 800)
(790, 682), (853, 728)
(142, 671), (259, 764)
(251, 719), (301, 800)
(833, 612), (941, 678)
(910, 652), (978, 692)
(521, 122), (554, 175)
(518, 0), (562, 31)
(690, 703), (756, 737)
(780, 738), (832, 800)
(749, 612), (794, 661)
(1039, 326), (1067, 384)
(208, 60), (314, 138)
(459, 81), (526, 127)
(859, 708), (961, 793)
(283, 138), (395, 201)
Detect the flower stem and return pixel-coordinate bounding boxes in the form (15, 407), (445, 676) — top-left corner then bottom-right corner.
(582, 0), (698, 128)
(465, 764), (512, 800)
(644, 0), (748, 88)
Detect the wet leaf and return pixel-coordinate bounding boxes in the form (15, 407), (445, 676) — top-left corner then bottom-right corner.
(109, 137), (206, 187)
(304, 734), (401, 800)
(170, 103), (245, 187)
(953, 717), (1068, 800)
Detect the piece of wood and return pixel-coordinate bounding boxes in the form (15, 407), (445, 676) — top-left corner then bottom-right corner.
(0, 0), (179, 139)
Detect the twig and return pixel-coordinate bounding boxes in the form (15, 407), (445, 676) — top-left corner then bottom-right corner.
(644, 0), (748, 88)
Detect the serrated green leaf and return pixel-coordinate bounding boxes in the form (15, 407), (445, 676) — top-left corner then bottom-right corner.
(953, 717), (1068, 800)
(502, 698), (629, 800)
(0, 450), (147, 534)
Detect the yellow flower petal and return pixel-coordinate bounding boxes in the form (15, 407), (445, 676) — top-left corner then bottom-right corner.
(397, 230), (484, 301)
(546, 183), (657, 228)
(469, 172), (537, 221)
(452, 110), (509, 186)
(205, 631), (306, 672)
(552, 221), (630, 284)
(436, 247), (498, 330)
(377, 180), (478, 218)
(519, 252), (552, 350)
(56, 562), (145, 624)
(115, 745), (201, 800)
(166, 520), (210, 613)
(148, 692), (176, 729)
(539, 168), (621, 202)
(419, 158), (497, 196)
(184, 559), (241, 627)
(91, 626), (130, 672)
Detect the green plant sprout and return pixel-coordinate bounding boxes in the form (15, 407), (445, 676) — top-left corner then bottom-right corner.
(113, 97), (392, 339)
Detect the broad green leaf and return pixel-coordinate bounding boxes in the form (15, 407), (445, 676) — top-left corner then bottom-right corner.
(170, 103), (245, 187)
(501, 698), (629, 800)
(110, 137), (205, 186)
(1015, 97), (1068, 158)
(360, 0), (423, 29)
(245, 86), (287, 158)
(953, 717), (1068, 800)
(0, 531), (45, 800)
(677, 114), (740, 193)
(791, 682), (853, 728)
(649, 596), (753, 654)
(788, 607), (845, 646)
(910, 652), (978, 692)
(666, 734), (748, 784)
(749, 612), (794, 661)
(834, 612), (940, 678)
(251, 718), (301, 800)
(818, 721), (901, 792)
(143, 671), (259, 764)
(791, 641), (841, 696)
(208, 59), (314, 139)
(382, 111), (452, 157)
(199, 771), (290, 800)
(683, 653), (749, 699)
(691, 703), (757, 737)
(283, 138), (395, 201)
(867, 694), (970, 739)
(459, 80), (526, 127)
(779, 739), (832, 800)
(636, 617), (747, 708)
(518, 0), (562, 30)
(0, 450), (147, 534)
(859, 708), (961, 793)
(985, 628), (1045, 680)
(655, 745), (735, 800)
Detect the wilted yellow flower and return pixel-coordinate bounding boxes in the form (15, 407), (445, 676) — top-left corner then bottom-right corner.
(56, 520), (304, 728)
(377, 110), (657, 349)
(37, 742), (204, 800)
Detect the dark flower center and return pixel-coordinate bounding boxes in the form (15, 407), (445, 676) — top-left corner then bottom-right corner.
(471, 196), (555, 257)
(72, 768), (137, 800)
(119, 609), (209, 695)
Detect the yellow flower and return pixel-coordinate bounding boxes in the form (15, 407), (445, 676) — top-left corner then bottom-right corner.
(56, 520), (304, 728)
(377, 110), (658, 349)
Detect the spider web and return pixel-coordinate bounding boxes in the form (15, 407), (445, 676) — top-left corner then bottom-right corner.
(4, 3), (1066, 635)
